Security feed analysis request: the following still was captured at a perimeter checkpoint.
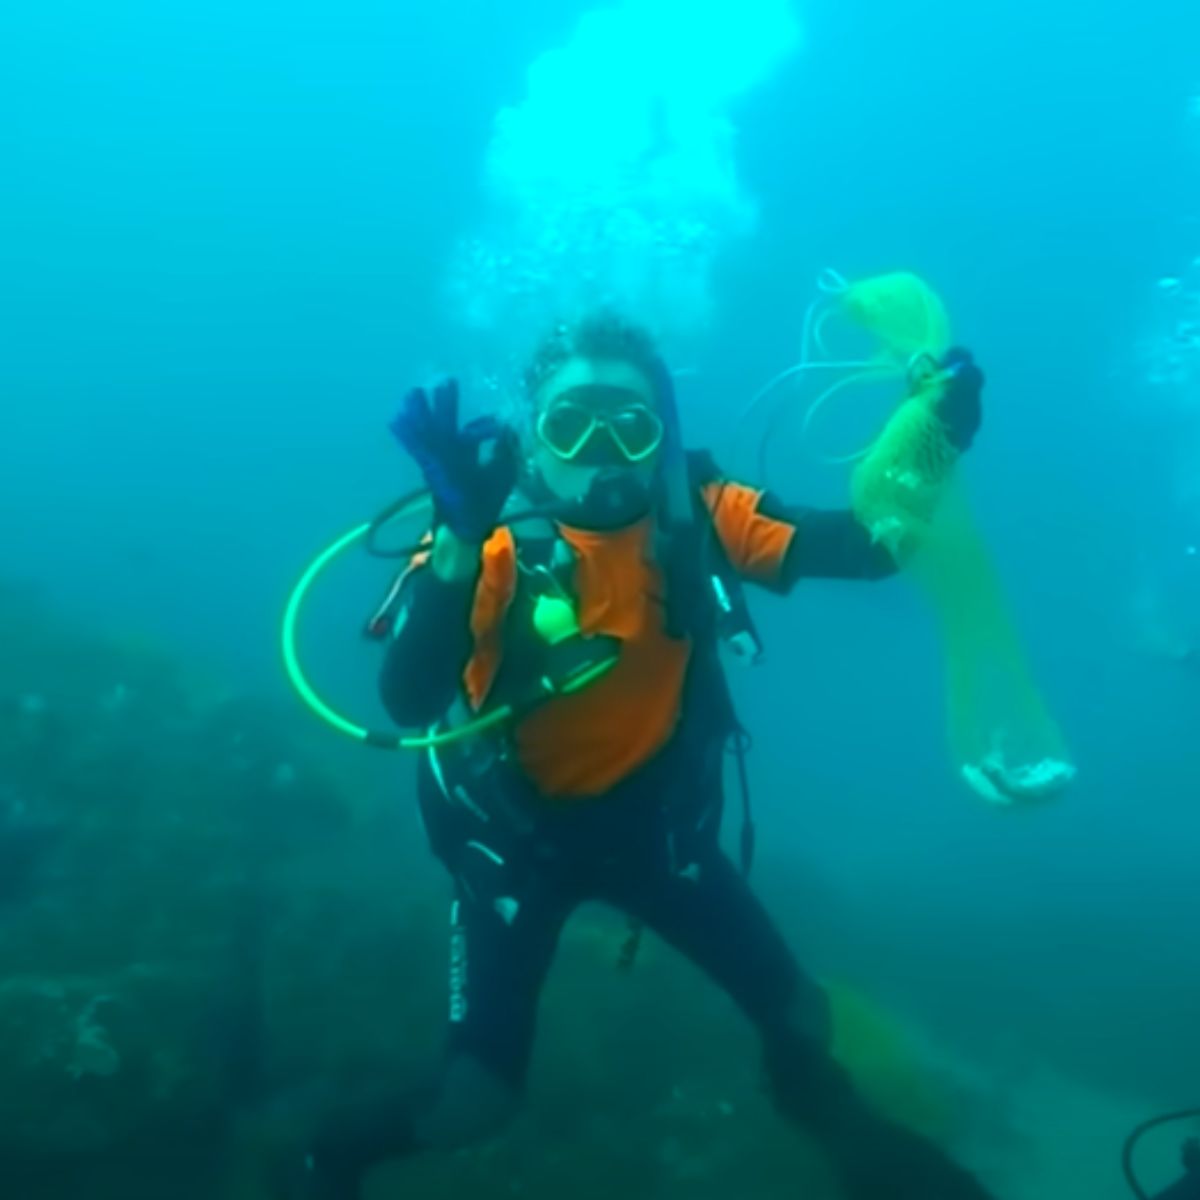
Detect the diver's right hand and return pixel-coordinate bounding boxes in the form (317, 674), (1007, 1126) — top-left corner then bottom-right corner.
(389, 379), (518, 544)
(935, 347), (984, 452)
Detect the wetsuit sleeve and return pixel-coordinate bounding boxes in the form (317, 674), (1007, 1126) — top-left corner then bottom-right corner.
(765, 495), (898, 586)
(704, 479), (897, 593)
(378, 566), (476, 727)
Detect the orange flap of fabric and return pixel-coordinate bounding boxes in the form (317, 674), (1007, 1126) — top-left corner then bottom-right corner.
(462, 527), (518, 710)
(703, 482), (795, 584)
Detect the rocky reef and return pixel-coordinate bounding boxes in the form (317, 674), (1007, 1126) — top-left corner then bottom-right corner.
(0, 579), (998, 1199)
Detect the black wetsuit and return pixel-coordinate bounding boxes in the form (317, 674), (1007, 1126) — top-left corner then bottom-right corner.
(378, 493), (895, 1088)
(286, 485), (994, 1200)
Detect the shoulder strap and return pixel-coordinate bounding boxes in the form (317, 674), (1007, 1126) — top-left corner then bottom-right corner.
(655, 451), (764, 660)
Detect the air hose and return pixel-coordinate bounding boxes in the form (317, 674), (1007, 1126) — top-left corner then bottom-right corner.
(280, 491), (615, 750)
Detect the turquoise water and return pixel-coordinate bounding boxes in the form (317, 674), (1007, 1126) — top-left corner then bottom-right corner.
(1, 1), (1198, 1196)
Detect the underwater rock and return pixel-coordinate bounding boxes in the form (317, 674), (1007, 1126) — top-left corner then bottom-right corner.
(0, 969), (227, 1156)
(0, 586), (361, 1165)
(0, 804), (62, 904)
(0, 579), (1006, 1199)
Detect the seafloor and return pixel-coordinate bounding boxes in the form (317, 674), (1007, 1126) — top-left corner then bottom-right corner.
(0, 580), (1191, 1200)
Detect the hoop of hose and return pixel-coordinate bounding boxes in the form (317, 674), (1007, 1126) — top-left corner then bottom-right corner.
(281, 501), (617, 751)
(1122, 1108), (1200, 1199)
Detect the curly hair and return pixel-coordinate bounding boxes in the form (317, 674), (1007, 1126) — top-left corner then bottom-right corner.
(523, 310), (667, 402)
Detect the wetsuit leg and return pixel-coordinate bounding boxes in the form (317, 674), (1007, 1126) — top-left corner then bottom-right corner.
(419, 748), (575, 1094)
(441, 866), (572, 1094)
(280, 882), (570, 1199)
(604, 849), (997, 1200)
(603, 847), (830, 1041)
(280, 835), (572, 1199)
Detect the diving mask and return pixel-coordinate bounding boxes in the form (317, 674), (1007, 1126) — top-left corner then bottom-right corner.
(537, 385), (665, 466)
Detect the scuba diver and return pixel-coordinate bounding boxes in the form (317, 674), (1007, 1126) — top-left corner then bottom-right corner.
(279, 311), (991, 1199)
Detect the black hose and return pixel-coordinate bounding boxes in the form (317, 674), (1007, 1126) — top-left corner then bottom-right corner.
(363, 488), (436, 559)
(1123, 1109), (1200, 1199)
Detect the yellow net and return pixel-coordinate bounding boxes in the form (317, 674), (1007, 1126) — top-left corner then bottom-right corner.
(839, 270), (951, 365)
(828, 981), (957, 1142)
(827, 272), (1073, 802)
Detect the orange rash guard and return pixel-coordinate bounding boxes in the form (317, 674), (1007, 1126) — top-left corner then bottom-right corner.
(460, 483), (795, 798)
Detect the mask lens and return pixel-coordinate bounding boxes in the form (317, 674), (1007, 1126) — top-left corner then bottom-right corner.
(539, 403), (597, 459)
(538, 387), (664, 464)
(607, 406), (664, 461)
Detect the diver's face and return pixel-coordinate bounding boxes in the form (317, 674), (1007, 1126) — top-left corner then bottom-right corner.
(531, 357), (663, 518)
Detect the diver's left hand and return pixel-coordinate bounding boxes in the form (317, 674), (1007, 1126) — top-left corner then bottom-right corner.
(935, 347), (984, 452)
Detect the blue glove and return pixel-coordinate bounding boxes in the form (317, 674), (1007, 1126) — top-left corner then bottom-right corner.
(935, 347), (984, 452)
(389, 379), (518, 543)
